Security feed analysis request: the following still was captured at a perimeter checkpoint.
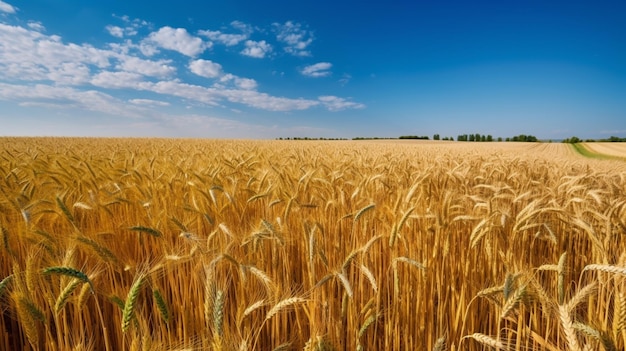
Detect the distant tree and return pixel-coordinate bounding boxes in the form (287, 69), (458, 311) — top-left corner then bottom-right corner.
(399, 135), (429, 140)
(497, 137), (502, 142)
(433, 134), (440, 140)
(469, 134), (475, 142)
(505, 137), (510, 142)
(481, 135), (486, 142)
(563, 136), (581, 143)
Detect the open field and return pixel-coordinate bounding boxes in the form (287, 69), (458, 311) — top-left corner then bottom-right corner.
(582, 142), (626, 159)
(1, 137), (626, 350)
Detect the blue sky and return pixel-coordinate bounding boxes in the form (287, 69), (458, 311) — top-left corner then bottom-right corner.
(0, 0), (624, 139)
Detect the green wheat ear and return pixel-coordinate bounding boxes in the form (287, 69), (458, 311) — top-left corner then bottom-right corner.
(153, 289), (169, 323)
(122, 275), (145, 333)
(43, 267), (94, 292)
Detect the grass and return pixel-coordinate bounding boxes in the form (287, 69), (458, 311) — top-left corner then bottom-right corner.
(0, 137), (625, 350)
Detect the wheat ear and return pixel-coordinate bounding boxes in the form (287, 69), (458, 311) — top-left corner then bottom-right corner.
(463, 333), (506, 350)
(122, 274), (145, 332)
(265, 297), (306, 321)
(433, 334), (447, 351)
(153, 289), (169, 323)
(55, 278), (81, 312)
(43, 266), (94, 292)
(583, 264), (626, 276)
(14, 292), (41, 348)
(559, 304), (581, 351)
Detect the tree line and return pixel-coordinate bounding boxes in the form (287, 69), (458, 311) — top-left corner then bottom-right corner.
(278, 134), (625, 143)
(563, 136), (626, 143)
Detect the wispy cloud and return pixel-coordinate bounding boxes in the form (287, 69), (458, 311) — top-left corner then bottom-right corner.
(599, 129), (626, 135)
(129, 98), (169, 106)
(111, 14), (150, 37)
(318, 96), (365, 111)
(198, 20), (252, 46)
(0, 82), (145, 118)
(27, 21), (44, 31)
(301, 62), (332, 77)
(273, 21), (314, 57)
(339, 73), (351, 86)
(241, 40), (272, 58)
(0, 1), (16, 14)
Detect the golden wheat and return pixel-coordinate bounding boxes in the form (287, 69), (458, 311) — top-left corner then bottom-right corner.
(1, 137), (625, 350)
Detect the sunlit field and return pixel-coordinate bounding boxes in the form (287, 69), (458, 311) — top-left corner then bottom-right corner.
(583, 142), (626, 158)
(1, 137), (625, 351)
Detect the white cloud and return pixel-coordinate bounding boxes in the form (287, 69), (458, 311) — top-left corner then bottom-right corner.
(234, 77), (257, 90)
(91, 71), (144, 89)
(0, 82), (144, 118)
(27, 21), (45, 32)
(147, 80), (221, 106)
(47, 62), (91, 85)
(189, 59), (222, 78)
(0, 1), (16, 13)
(219, 74), (258, 90)
(301, 62), (332, 77)
(199, 30), (248, 46)
(0, 14), (365, 123)
(318, 96), (365, 111)
(221, 89), (319, 111)
(240, 40), (272, 58)
(0, 23), (111, 82)
(106, 25), (124, 38)
(129, 98), (169, 106)
(117, 56), (176, 77)
(144, 26), (208, 57)
(273, 21), (314, 56)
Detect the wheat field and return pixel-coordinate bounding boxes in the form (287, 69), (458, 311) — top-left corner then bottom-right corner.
(1, 137), (625, 351)
(582, 143), (626, 159)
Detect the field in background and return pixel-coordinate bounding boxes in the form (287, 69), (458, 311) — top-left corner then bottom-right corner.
(582, 142), (626, 158)
(1, 137), (625, 351)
